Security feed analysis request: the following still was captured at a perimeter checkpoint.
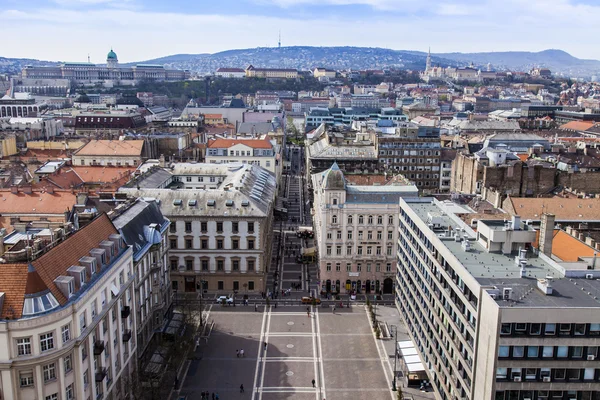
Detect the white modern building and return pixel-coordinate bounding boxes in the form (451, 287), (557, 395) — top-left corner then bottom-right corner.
(0, 214), (137, 400)
(396, 198), (600, 400)
(119, 162), (275, 294)
(311, 162), (418, 294)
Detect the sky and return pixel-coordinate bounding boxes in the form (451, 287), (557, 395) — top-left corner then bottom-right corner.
(2, 0), (600, 63)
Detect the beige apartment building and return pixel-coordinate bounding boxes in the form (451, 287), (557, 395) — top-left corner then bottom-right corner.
(396, 198), (600, 400)
(311, 163), (417, 294)
(245, 65), (298, 79)
(119, 162), (275, 294)
(0, 214), (137, 400)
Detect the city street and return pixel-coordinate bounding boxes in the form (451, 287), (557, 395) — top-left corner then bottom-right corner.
(179, 304), (396, 400)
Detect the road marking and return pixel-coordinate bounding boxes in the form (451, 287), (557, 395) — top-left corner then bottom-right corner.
(315, 307), (326, 400)
(257, 307), (272, 400)
(251, 306), (268, 400)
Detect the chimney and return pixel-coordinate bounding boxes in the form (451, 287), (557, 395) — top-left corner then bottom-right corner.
(10, 186), (18, 194)
(511, 215), (521, 230)
(159, 154), (166, 168)
(539, 213), (555, 257)
(46, 186), (54, 194)
(23, 185), (32, 194)
(585, 236), (596, 248)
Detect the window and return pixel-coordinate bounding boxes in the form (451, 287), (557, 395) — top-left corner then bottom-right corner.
(545, 323), (556, 335)
(388, 230), (393, 240)
(377, 231), (382, 240)
(332, 198), (337, 205)
(590, 323), (600, 335)
(40, 332), (54, 352)
(513, 346), (524, 358)
(217, 239), (224, 249)
(61, 324), (71, 343)
(170, 224), (176, 233)
(337, 231), (342, 239)
(386, 246), (392, 256)
(525, 368), (536, 380)
(348, 215), (353, 224)
(559, 323), (571, 335)
(527, 346), (539, 358)
(20, 371), (34, 387)
(376, 263), (381, 272)
(327, 246), (332, 255)
(232, 222), (239, 233)
(170, 239), (177, 249)
(346, 264), (351, 272)
(186, 239), (193, 249)
(248, 222), (255, 233)
(356, 264), (362, 272)
(368, 215), (373, 224)
(66, 383), (74, 400)
(530, 323), (541, 335)
(201, 260), (209, 271)
(327, 232), (332, 239)
(248, 281), (255, 290)
(557, 346), (568, 358)
(217, 260), (224, 271)
(554, 369), (566, 380)
(326, 263), (331, 272)
(386, 263), (392, 272)
(45, 394), (58, 400)
(185, 221), (192, 232)
(515, 323), (527, 332)
(572, 346), (583, 358)
(232, 260), (239, 271)
(332, 215), (337, 224)
(336, 263), (341, 271)
(388, 215), (393, 225)
(498, 346), (509, 357)
(201, 239), (208, 249)
(358, 215), (364, 224)
(584, 367), (595, 380)
(347, 231), (353, 239)
(567, 369), (580, 380)
(43, 363), (56, 382)
(377, 215), (383, 224)
(500, 323), (511, 335)
(367, 231), (373, 240)
(64, 354), (72, 372)
(17, 338), (31, 356)
(232, 239), (239, 249)
(366, 264), (371, 272)
(358, 231), (363, 240)
(83, 369), (89, 388)
(574, 323), (586, 335)
(496, 367), (507, 379)
(216, 222), (223, 232)
(247, 260), (255, 271)
(81, 345), (87, 361)
(336, 246), (341, 255)
(248, 239), (255, 249)
(366, 246), (372, 255)
(201, 222), (208, 232)
(357, 247), (362, 255)
(543, 346), (554, 357)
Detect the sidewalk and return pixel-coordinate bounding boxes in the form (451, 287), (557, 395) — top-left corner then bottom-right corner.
(375, 305), (436, 400)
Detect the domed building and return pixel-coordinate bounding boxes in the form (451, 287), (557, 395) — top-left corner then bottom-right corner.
(106, 48), (118, 68)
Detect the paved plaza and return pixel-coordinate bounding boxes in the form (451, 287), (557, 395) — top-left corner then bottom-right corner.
(180, 304), (397, 400)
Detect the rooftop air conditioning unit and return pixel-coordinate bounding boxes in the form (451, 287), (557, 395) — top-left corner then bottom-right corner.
(586, 273), (594, 279)
(587, 354), (595, 361)
(503, 288), (512, 300)
(513, 376), (521, 382)
(543, 376), (551, 382)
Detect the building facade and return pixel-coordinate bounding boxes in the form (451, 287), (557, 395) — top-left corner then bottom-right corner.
(22, 50), (189, 84)
(311, 163), (418, 294)
(119, 163), (275, 294)
(72, 140), (146, 167)
(0, 214), (137, 400)
(396, 198), (600, 400)
(245, 65), (298, 79)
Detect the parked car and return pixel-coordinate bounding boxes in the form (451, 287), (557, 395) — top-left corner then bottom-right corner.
(215, 296), (233, 304)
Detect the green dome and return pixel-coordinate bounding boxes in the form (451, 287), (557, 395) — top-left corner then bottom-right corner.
(107, 49), (118, 60)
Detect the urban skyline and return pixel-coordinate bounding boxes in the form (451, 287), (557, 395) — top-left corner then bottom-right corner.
(2, 0), (600, 62)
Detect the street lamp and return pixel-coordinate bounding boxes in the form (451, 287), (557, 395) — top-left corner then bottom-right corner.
(391, 324), (398, 391)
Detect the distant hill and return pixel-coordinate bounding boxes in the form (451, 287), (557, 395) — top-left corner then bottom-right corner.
(2, 47), (600, 77)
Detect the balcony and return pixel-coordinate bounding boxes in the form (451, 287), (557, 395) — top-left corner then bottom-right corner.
(93, 340), (105, 356)
(121, 306), (131, 319)
(95, 367), (107, 382)
(122, 329), (132, 342)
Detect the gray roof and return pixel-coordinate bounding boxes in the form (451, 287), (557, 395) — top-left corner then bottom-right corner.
(237, 122), (273, 135)
(111, 199), (169, 262)
(307, 136), (377, 160)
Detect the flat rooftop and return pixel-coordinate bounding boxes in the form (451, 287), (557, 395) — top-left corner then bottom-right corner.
(407, 199), (600, 308)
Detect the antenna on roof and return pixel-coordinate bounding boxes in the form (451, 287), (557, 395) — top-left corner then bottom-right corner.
(87, 54), (90, 63)
(278, 30), (281, 48)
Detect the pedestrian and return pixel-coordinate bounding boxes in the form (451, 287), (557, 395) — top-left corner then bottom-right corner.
(236, 349), (240, 358)
(307, 307), (310, 317)
(255, 304), (258, 312)
(212, 393), (215, 400)
(215, 393), (219, 400)
(240, 384), (244, 393)
(240, 348), (245, 357)
(312, 379), (316, 388)
(264, 341), (268, 351)
(333, 304), (336, 313)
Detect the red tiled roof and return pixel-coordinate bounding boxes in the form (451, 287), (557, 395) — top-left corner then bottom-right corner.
(207, 138), (273, 149)
(0, 264), (29, 319)
(71, 166), (135, 184)
(559, 121), (595, 132)
(203, 114), (223, 119)
(0, 190), (78, 215)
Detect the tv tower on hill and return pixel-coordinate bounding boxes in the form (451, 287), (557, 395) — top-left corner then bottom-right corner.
(278, 30), (281, 48)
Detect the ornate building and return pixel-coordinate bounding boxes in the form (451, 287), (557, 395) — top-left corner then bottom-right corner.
(22, 49), (190, 84)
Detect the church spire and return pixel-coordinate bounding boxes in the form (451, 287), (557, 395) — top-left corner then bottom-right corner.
(425, 47), (432, 71)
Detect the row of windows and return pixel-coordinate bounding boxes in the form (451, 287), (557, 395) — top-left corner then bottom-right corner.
(498, 345), (598, 359)
(171, 258), (256, 272)
(501, 322), (600, 337)
(172, 221), (255, 234)
(326, 230), (394, 240)
(326, 244), (393, 256)
(496, 390), (600, 400)
(325, 262), (392, 272)
(17, 325), (71, 356)
(333, 214), (395, 225)
(170, 237), (256, 250)
(496, 366), (597, 382)
(19, 355), (73, 387)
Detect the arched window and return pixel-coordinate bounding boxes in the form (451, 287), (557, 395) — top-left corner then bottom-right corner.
(377, 215), (383, 224)
(388, 215), (394, 225)
(348, 215), (353, 224)
(358, 215), (364, 224)
(332, 215), (338, 224)
(368, 215), (373, 224)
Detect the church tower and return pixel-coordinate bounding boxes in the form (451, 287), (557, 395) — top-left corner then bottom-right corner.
(106, 48), (118, 69)
(425, 47), (431, 72)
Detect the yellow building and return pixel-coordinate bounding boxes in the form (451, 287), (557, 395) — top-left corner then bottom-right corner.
(0, 135), (18, 158)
